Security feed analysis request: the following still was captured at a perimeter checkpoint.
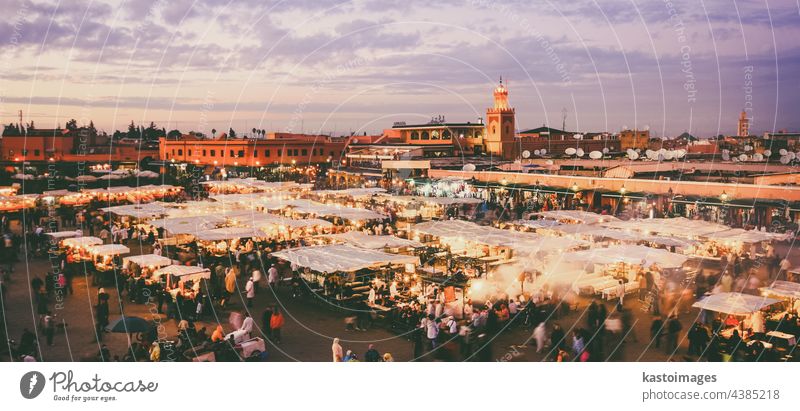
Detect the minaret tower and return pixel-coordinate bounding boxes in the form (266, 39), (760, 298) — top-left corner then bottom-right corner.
(737, 110), (750, 137)
(484, 77), (516, 158)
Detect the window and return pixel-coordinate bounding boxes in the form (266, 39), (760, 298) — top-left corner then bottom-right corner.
(171, 149), (175, 155)
(293, 149), (299, 156)
(421, 131), (429, 140)
(221, 151), (224, 157)
(210, 150), (216, 157)
(301, 149), (308, 156)
(278, 149), (282, 157)
(431, 130), (440, 140)
(410, 131), (419, 140)
(330, 151), (334, 157)
(178, 149), (183, 156)
(492, 126), (496, 134)
(188, 150), (192, 156)
(238, 150), (244, 157)
(442, 130), (451, 140)
(203, 150), (207, 156)
(230, 150), (235, 157)
(265, 150), (270, 157)
(34, 149), (40, 156)
(253, 150), (258, 157)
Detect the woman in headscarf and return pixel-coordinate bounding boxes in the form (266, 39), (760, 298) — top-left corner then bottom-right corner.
(331, 337), (343, 362)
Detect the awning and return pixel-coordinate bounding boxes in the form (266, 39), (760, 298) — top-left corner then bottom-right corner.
(692, 292), (780, 315)
(271, 244), (417, 273)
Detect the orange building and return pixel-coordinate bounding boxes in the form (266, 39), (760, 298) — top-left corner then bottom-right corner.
(1, 127), (158, 164)
(619, 129), (650, 150)
(159, 134), (348, 167)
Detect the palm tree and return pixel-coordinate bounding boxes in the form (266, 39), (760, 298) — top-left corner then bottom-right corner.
(211, 128), (216, 139)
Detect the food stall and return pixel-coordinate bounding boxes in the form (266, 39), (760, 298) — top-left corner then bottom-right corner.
(323, 231), (422, 251)
(193, 227), (268, 256)
(692, 292), (789, 360)
(86, 244), (131, 286)
(151, 264), (211, 290)
(62, 236), (103, 259)
(271, 244), (417, 309)
(122, 254), (173, 277)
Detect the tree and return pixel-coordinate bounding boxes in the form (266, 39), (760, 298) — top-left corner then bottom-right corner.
(228, 128), (236, 139)
(211, 128), (216, 138)
(66, 119), (78, 131)
(167, 129), (182, 140)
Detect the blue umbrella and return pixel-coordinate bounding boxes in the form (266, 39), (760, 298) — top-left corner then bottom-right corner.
(106, 316), (151, 334)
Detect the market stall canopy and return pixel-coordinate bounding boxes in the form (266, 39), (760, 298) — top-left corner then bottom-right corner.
(284, 199), (385, 222)
(88, 244), (131, 256)
(703, 228), (790, 243)
(75, 175), (98, 182)
(272, 244), (417, 273)
(210, 193), (293, 209)
(100, 203), (168, 219)
(149, 215), (226, 235)
(534, 210), (619, 225)
(513, 219), (563, 230)
(313, 187), (386, 199)
(123, 254), (173, 268)
(562, 244), (689, 268)
(152, 265), (211, 281)
(194, 226), (268, 241)
(692, 292), (780, 315)
(380, 195), (483, 206)
(325, 231), (422, 249)
(760, 281), (800, 299)
(228, 212), (332, 231)
(62, 236), (103, 248)
(601, 217), (730, 238)
(511, 236), (590, 256)
(44, 230), (82, 240)
(136, 170), (159, 178)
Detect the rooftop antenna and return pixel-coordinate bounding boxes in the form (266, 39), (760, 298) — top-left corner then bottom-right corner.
(18, 109), (23, 126)
(561, 107), (567, 131)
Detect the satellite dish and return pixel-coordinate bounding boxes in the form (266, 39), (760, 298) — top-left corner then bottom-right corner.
(753, 153), (763, 161)
(659, 148), (667, 154)
(722, 149), (730, 154)
(789, 152), (797, 160)
(573, 134), (584, 140)
(589, 150), (602, 159)
(780, 156), (790, 164)
(643, 125), (650, 131)
(626, 149), (634, 156)
(522, 150), (531, 159)
(739, 154), (748, 161)
(676, 149), (687, 158)
(645, 149), (654, 157)
(763, 149), (772, 157)
(628, 152), (639, 160)
(779, 149), (788, 156)
(663, 151), (674, 160)
(352, 138), (359, 144)
(565, 147), (577, 156)
(540, 149), (547, 155)
(722, 152), (731, 161)
(533, 149), (541, 156)
(657, 153), (665, 161)
(545, 159), (554, 165)
(462, 164), (476, 172)
(635, 148), (642, 153)
(744, 145), (753, 151)
(576, 148), (585, 157)
(603, 147), (609, 154)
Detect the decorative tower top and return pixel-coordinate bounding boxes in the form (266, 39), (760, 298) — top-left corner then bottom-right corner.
(492, 77), (510, 111)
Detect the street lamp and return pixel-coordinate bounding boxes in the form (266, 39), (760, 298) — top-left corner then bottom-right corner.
(720, 191), (729, 202)
(571, 183), (579, 192)
(619, 185), (627, 195)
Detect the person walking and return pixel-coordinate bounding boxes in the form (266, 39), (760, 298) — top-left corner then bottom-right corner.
(364, 344), (381, 362)
(245, 277), (255, 308)
(650, 315), (664, 348)
(268, 264), (279, 288)
(332, 337), (344, 362)
(43, 312), (55, 346)
(532, 321), (547, 353)
(270, 309), (285, 343)
(665, 314), (682, 353)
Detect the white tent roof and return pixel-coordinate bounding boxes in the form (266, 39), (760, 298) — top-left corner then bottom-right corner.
(313, 187), (386, 198)
(534, 210), (619, 225)
(513, 219), (563, 230)
(272, 244), (417, 273)
(602, 217), (730, 238)
(229, 212), (332, 231)
(692, 292), (780, 315)
(760, 281), (800, 299)
(703, 228), (788, 243)
(100, 203), (168, 219)
(150, 215), (226, 235)
(88, 244), (131, 256)
(62, 236), (103, 248)
(325, 231), (422, 249)
(194, 227), (268, 241)
(379, 195), (483, 206)
(285, 199), (385, 222)
(123, 254), (173, 267)
(45, 231), (81, 239)
(562, 244), (689, 268)
(152, 265), (211, 281)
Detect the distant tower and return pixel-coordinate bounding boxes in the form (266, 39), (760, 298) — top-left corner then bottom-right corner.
(484, 78), (516, 158)
(737, 110), (750, 137)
